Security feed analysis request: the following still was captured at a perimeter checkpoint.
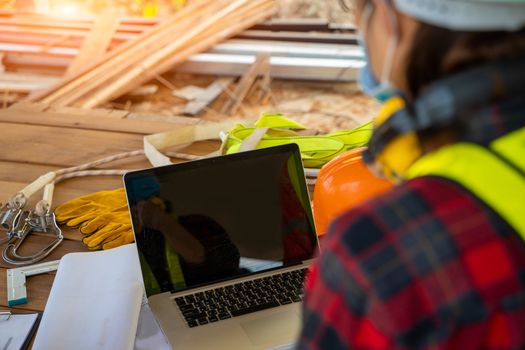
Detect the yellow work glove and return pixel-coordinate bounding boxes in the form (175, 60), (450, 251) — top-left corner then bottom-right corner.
(80, 209), (133, 250)
(55, 188), (127, 227)
(55, 188), (134, 250)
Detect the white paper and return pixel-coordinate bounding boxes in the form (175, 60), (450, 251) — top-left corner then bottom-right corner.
(0, 313), (39, 350)
(33, 244), (144, 350)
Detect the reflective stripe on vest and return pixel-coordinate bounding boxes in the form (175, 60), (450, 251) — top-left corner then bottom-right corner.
(406, 127), (525, 240)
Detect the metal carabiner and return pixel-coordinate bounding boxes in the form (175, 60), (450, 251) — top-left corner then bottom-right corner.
(0, 202), (24, 245)
(2, 210), (63, 266)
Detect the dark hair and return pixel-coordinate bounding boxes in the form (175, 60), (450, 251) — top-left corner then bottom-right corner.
(406, 24), (525, 99)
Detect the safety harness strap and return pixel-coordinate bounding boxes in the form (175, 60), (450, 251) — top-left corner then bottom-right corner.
(144, 114), (373, 169)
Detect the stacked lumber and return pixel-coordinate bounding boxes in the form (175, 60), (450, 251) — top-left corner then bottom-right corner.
(29, 0), (275, 109)
(0, 8), (363, 88)
(0, 72), (59, 93)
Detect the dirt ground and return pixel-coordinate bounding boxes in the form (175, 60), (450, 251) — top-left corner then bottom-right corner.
(112, 71), (378, 133)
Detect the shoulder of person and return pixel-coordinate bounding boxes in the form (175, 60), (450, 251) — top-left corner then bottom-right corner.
(323, 176), (471, 256)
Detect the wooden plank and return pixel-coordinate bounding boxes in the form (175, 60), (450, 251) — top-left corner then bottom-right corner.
(0, 24), (136, 42)
(0, 72), (59, 93)
(8, 101), (50, 111)
(0, 122), (143, 167)
(0, 42), (78, 57)
(220, 53), (269, 115)
(0, 108), (184, 134)
(65, 10), (121, 77)
(0, 18), (149, 34)
(259, 67), (272, 104)
(127, 112), (201, 126)
(0, 72), (59, 84)
(3, 54), (71, 72)
(184, 77), (233, 116)
(0, 31), (90, 48)
(43, 105), (129, 119)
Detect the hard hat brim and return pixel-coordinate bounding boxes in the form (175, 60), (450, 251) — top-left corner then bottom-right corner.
(394, 0), (525, 31)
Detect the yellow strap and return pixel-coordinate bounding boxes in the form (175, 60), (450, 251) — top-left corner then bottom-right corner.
(224, 114), (373, 168)
(407, 129), (525, 239)
(254, 113), (307, 129)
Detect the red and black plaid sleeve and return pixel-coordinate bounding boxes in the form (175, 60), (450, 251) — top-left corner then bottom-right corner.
(297, 176), (525, 350)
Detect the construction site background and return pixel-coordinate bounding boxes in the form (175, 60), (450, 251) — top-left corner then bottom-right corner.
(1, 0), (376, 132)
(2, 0), (353, 21)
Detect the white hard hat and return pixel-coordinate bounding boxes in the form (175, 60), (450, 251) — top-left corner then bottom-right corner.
(394, 0), (525, 31)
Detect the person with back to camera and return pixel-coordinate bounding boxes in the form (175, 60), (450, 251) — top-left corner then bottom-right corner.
(297, 0), (525, 348)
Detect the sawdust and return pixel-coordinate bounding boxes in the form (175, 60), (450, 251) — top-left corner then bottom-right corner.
(112, 72), (379, 133)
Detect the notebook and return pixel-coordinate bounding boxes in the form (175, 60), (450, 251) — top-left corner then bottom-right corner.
(0, 312), (41, 350)
(33, 245), (143, 350)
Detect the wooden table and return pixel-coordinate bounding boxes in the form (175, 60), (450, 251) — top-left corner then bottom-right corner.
(0, 102), (215, 314)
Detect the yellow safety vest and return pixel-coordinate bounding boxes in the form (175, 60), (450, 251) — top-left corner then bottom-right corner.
(406, 127), (525, 240)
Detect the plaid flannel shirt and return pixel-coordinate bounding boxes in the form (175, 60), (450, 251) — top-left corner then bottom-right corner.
(297, 95), (525, 349)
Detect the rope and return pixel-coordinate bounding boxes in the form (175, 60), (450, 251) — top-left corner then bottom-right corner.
(55, 150), (145, 175)
(54, 170), (131, 184)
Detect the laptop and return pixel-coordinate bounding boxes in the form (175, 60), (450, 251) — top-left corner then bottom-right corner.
(124, 144), (319, 350)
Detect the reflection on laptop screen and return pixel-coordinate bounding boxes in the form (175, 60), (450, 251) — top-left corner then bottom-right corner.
(124, 145), (317, 297)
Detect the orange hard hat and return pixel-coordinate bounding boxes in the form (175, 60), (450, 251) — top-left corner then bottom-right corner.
(313, 148), (393, 236)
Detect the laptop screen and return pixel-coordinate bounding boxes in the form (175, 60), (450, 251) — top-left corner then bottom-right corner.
(124, 144), (317, 297)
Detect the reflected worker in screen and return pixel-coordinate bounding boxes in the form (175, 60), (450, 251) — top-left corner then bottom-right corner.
(135, 199), (242, 292)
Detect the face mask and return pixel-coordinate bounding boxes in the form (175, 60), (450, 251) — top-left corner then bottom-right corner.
(357, 3), (399, 102)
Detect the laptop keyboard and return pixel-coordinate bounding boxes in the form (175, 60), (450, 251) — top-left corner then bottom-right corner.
(174, 268), (308, 328)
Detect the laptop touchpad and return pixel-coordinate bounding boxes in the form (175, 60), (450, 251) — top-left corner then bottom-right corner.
(240, 312), (300, 346)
